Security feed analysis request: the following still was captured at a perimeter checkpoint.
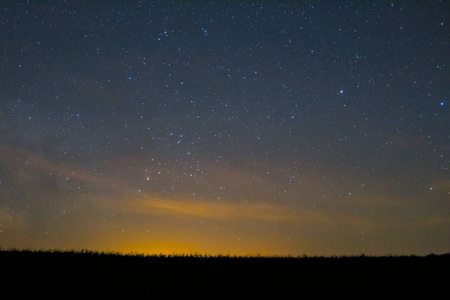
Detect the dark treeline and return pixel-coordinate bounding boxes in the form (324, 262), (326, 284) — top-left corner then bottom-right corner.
(1, 249), (448, 297)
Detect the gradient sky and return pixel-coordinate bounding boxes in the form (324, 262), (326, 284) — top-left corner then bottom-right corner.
(0, 1), (449, 256)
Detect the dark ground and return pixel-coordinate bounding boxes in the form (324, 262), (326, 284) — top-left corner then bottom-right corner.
(1, 249), (448, 298)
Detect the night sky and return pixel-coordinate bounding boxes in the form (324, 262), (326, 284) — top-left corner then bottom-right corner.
(0, 1), (449, 256)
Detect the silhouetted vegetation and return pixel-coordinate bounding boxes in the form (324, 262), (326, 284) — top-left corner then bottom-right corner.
(1, 249), (448, 297)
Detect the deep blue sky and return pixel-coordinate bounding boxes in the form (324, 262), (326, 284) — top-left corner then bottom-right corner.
(0, 1), (448, 255)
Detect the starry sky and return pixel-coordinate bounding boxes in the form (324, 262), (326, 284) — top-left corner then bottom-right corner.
(0, 1), (449, 256)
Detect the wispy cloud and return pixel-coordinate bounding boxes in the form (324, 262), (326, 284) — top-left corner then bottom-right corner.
(0, 206), (26, 229)
(120, 193), (302, 222)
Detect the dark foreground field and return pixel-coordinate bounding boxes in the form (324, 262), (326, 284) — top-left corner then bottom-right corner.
(1, 249), (448, 297)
